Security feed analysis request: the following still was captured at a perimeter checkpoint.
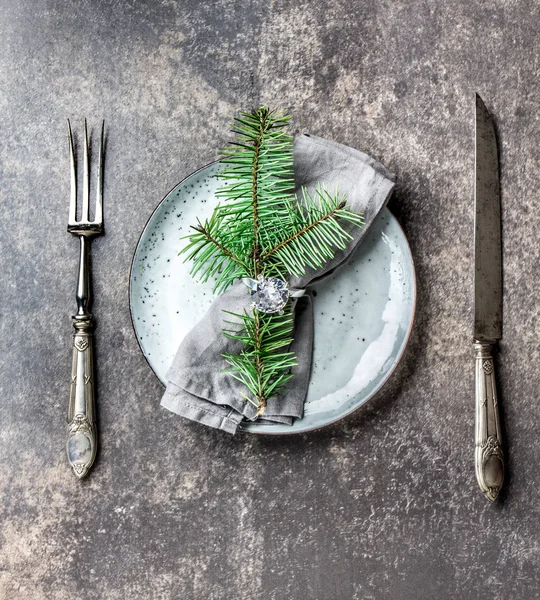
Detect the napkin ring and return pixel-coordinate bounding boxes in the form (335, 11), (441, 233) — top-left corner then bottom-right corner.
(242, 276), (305, 315)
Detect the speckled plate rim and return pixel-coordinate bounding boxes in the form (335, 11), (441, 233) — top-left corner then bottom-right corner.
(129, 162), (417, 435)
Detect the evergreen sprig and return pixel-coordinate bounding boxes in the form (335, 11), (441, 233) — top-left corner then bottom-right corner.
(222, 308), (296, 411)
(180, 107), (364, 413)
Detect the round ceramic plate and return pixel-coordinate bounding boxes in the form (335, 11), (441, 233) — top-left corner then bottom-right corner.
(130, 162), (416, 434)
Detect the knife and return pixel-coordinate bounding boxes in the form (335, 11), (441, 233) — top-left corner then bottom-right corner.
(474, 93), (504, 502)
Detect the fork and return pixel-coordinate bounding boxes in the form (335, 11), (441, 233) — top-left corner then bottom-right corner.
(66, 119), (104, 478)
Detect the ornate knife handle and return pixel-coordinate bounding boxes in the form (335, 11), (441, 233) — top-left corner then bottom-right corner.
(474, 341), (504, 501)
(67, 315), (97, 478)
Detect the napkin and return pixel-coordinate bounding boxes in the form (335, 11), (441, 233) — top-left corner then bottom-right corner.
(161, 134), (396, 433)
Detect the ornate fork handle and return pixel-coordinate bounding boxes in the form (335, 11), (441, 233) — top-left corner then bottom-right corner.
(67, 236), (97, 478)
(474, 341), (504, 501)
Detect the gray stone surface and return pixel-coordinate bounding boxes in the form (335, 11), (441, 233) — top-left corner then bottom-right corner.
(0, 0), (538, 598)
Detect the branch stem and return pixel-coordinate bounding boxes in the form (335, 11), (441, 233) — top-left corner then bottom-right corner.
(253, 310), (267, 414)
(251, 110), (267, 277)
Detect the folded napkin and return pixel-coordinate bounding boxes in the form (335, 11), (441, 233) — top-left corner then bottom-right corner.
(161, 134), (396, 433)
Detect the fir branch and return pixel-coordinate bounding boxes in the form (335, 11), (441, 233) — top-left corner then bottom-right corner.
(261, 197), (347, 260)
(181, 106), (365, 414)
(262, 187), (364, 278)
(215, 107), (296, 266)
(222, 307), (297, 411)
(179, 212), (250, 294)
(191, 220), (249, 271)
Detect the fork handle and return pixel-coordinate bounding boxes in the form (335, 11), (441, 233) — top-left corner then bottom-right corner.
(474, 341), (504, 502)
(67, 316), (97, 478)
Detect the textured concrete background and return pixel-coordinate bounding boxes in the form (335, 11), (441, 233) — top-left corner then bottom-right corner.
(0, 1), (539, 598)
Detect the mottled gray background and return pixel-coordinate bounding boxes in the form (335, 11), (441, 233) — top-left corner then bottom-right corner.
(0, 0), (539, 598)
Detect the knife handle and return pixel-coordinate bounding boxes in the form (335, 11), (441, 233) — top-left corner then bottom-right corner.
(66, 316), (97, 478)
(474, 341), (504, 501)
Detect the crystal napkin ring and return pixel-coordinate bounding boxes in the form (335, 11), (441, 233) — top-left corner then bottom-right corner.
(242, 276), (305, 314)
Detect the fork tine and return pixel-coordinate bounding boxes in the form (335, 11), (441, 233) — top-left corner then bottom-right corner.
(94, 120), (104, 225)
(82, 119), (90, 222)
(68, 119), (77, 224)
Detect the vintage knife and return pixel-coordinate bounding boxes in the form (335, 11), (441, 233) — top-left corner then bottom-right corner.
(474, 93), (504, 502)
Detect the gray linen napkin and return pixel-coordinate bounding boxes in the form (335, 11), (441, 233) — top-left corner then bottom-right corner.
(161, 134), (396, 433)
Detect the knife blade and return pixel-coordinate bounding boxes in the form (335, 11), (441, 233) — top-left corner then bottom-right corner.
(475, 94), (502, 342)
(474, 93), (504, 502)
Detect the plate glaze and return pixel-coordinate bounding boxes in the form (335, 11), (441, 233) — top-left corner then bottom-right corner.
(130, 162), (416, 434)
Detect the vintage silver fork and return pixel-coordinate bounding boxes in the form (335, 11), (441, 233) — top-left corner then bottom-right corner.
(66, 119), (104, 478)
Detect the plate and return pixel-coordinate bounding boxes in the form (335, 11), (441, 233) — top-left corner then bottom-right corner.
(129, 162), (416, 434)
